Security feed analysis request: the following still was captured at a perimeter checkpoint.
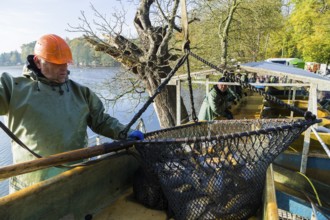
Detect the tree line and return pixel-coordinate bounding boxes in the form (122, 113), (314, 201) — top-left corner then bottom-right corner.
(69, 0), (329, 128)
(186, 0), (329, 68)
(2, 0), (328, 70)
(0, 37), (119, 67)
(1, 0), (328, 127)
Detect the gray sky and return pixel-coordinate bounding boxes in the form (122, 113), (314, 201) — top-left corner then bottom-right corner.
(0, 0), (137, 53)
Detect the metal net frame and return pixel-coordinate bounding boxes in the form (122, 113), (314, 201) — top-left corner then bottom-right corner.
(135, 118), (318, 219)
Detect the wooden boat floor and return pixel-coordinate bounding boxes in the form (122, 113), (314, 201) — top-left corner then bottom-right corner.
(94, 187), (169, 220)
(230, 93), (264, 119)
(94, 188), (262, 220)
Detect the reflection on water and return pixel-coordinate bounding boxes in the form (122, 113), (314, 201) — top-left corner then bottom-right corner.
(0, 65), (160, 196)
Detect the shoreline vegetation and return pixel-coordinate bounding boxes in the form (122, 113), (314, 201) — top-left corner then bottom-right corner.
(0, 37), (120, 67)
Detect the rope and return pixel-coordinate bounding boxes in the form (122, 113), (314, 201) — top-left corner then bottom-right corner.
(0, 121), (87, 169)
(188, 50), (226, 73)
(297, 171), (322, 207)
(0, 121), (42, 158)
(119, 53), (189, 139)
(184, 43), (198, 122)
(180, 0), (198, 122)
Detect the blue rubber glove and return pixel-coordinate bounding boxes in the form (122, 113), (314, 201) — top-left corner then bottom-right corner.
(128, 130), (144, 140)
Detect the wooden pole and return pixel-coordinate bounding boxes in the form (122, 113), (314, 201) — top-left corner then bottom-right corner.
(0, 140), (136, 181)
(263, 164), (279, 220)
(300, 83), (317, 173)
(176, 79), (181, 126)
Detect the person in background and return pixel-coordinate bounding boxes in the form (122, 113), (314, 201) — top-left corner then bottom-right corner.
(0, 34), (144, 193)
(198, 77), (235, 121)
(319, 91), (330, 111)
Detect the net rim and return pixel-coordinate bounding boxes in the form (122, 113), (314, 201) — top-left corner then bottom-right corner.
(142, 118), (320, 144)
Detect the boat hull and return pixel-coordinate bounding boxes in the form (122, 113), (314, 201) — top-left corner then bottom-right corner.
(274, 152), (330, 185)
(0, 153), (139, 220)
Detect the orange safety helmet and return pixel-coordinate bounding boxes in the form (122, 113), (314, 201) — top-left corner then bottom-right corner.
(34, 34), (73, 64)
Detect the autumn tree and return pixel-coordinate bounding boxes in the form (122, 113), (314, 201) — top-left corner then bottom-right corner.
(288, 0), (330, 65)
(69, 0), (190, 128)
(219, 0), (241, 66)
(188, 0), (242, 67)
(234, 0), (284, 61)
(189, 0), (284, 65)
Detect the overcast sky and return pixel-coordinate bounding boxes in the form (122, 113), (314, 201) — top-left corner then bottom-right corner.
(0, 0), (137, 53)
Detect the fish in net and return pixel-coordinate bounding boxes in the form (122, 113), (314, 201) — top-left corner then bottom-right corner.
(134, 118), (317, 220)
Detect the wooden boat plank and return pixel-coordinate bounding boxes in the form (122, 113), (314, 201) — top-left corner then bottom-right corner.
(290, 132), (330, 152)
(230, 94), (264, 119)
(272, 164), (330, 208)
(0, 153), (139, 220)
(275, 185), (330, 219)
(263, 164), (279, 220)
(274, 151), (330, 185)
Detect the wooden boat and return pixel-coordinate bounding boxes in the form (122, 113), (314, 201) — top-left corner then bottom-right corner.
(263, 164), (330, 220)
(242, 62), (330, 219)
(230, 89), (330, 219)
(0, 152), (151, 219)
(0, 147), (329, 220)
(1, 62), (330, 219)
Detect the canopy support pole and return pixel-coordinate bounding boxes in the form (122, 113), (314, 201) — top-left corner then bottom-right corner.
(300, 83), (317, 173)
(289, 87), (297, 118)
(176, 79), (181, 125)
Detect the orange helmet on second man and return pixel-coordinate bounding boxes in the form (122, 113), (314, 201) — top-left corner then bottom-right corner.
(34, 34), (73, 64)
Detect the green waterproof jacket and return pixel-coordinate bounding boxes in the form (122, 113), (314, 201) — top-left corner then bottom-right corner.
(0, 58), (129, 192)
(198, 86), (231, 121)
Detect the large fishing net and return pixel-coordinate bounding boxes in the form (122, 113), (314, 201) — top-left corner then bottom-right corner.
(134, 118), (316, 219)
(121, 48), (321, 219)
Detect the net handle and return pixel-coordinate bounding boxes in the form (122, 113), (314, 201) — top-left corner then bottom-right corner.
(184, 42), (198, 122)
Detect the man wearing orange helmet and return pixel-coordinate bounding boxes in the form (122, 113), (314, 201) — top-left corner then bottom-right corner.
(0, 34), (144, 193)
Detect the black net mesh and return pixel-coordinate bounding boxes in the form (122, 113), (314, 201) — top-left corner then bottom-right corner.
(135, 118), (313, 220)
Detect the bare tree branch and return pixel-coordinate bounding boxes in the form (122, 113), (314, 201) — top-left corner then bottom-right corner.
(68, 0), (190, 128)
